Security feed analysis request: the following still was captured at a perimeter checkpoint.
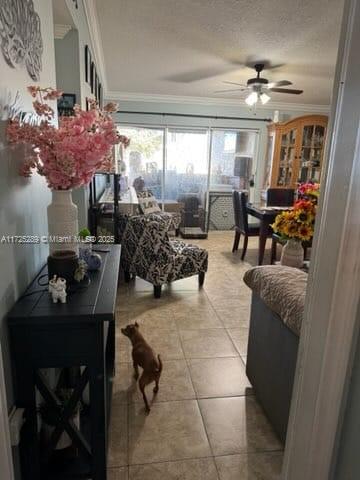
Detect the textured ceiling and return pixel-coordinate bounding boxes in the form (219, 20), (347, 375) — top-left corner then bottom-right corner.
(94, 0), (344, 106)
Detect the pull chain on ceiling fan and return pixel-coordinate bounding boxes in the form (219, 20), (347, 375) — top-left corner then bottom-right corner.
(215, 63), (304, 106)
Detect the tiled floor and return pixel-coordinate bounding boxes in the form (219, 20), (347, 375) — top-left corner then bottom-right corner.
(108, 232), (283, 480)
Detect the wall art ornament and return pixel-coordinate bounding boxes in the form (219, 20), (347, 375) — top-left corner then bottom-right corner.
(0, 0), (43, 81)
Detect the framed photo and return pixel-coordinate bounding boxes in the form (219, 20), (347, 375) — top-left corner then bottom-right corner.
(98, 83), (102, 108)
(57, 93), (76, 116)
(90, 61), (95, 93)
(85, 45), (91, 84)
(94, 73), (98, 101)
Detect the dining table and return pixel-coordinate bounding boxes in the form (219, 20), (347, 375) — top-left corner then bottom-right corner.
(246, 202), (291, 265)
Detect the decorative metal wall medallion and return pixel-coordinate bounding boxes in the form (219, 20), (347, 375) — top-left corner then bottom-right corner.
(0, 0), (43, 81)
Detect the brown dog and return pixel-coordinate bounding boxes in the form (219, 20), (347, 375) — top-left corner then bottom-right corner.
(121, 322), (162, 412)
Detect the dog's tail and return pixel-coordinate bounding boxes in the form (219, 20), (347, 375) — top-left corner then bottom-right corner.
(157, 354), (163, 373)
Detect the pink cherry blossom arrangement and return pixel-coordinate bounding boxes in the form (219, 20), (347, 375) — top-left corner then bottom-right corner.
(6, 87), (130, 190)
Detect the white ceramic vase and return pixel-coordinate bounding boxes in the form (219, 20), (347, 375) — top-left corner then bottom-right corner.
(47, 190), (79, 254)
(280, 239), (304, 268)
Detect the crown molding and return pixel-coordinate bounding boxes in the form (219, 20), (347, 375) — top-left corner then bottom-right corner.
(82, 0), (108, 92)
(105, 90), (330, 113)
(54, 24), (73, 40)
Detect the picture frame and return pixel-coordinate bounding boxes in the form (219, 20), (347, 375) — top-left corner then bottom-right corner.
(85, 45), (91, 84)
(98, 83), (102, 108)
(90, 61), (95, 93)
(94, 73), (98, 101)
(57, 93), (76, 117)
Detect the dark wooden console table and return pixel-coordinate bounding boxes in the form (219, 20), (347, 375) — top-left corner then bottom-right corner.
(8, 245), (121, 480)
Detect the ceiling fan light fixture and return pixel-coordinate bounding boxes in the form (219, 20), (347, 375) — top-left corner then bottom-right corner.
(245, 91), (258, 106)
(260, 92), (271, 105)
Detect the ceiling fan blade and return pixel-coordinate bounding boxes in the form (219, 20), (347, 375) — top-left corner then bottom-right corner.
(267, 80), (292, 88)
(222, 81), (247, 87)
(165, 62), (244, 83)
(269, 87), (303, 95)
(214, 88), (247, 93)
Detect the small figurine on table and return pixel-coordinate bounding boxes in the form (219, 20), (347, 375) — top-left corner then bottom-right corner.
(49, 276), (67, 303)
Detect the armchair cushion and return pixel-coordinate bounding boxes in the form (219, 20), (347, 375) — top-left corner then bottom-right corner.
(137, 190), (161, 214)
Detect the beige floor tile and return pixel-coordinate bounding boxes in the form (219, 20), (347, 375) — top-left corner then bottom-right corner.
(241, 355), (247, 366)
(180, 329), (238, 358)
(215, 452), (283, 480)
(128, 400), (211, 465)
(199, 397), (282, 456)
(116, 332), (131, 363)
(108, 403), (128, 467)
(213, 305), (250, 329)
(227, 327), (249, 356)
(138, 328), (185, 360)
(129, 457), (219, 480)
(188, 357), (252, 398)
(129, 360), (196, 404)
(164, 275), (202, 291)
(127, 309), (177, 330)
(113, 363), (132, 404)
(174, 309), (223, 329)
(108, 466), (129, 480)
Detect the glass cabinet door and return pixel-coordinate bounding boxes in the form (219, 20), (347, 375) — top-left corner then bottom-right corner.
(276, 128), (297, 187)
(298, 124), (326, 183)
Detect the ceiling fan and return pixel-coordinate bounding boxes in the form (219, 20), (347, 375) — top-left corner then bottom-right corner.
(215, 63), (303, 106)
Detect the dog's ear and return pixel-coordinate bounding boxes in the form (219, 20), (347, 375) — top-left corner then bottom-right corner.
(134, 322), (139, 328)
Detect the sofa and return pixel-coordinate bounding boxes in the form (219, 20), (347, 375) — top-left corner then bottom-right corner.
(243, 265), (307, 443)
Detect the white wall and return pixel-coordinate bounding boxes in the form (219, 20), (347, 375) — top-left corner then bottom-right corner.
(64, 0), (108, 224)
(55, 29), (81, 105)
(0, 0), (57, 412)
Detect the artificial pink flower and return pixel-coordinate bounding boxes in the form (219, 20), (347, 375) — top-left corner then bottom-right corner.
(7, 86), (126, 190)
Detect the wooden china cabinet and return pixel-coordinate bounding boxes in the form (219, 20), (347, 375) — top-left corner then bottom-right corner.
(262, 115), (328, 189)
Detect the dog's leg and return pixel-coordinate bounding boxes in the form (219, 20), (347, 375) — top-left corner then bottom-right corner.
(153, 354), (162, 393)
(153, 373), (160, 394)
(133, 363), (139, 380)
(139, 372), (150, 413)
(132, 351), (139, 379)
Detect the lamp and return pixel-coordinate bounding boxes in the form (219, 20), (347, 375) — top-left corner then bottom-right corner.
(260, 92), (271, 105)
(245, 91), (258, 106)
(245, 90), (271, 106)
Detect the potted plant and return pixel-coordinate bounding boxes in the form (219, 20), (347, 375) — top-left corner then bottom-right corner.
(271, 199), (316, 267)
(6, 87), (129, 253)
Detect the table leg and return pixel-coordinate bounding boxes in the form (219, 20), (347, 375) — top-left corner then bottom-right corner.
(258, 220), (270, 265)
(17, 367), (40, 480)
(89, 324), (107, 480)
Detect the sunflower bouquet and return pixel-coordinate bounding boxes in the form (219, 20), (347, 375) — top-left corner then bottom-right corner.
(271, 199), (316, 242)
(297, 182), (320, 203)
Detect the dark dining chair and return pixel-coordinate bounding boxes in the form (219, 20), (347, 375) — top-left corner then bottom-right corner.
(232, 190), (260, 260)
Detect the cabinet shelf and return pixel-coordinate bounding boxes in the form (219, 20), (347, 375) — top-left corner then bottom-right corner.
(263, 115), (328, 189)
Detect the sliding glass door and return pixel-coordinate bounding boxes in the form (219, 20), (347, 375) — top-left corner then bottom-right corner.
(117, 124), (258, 232)
(119, 126), (164, 200)
(210, 129), (257, 191)
(165, 128), (209, 235)
(208, 129), (257, 230)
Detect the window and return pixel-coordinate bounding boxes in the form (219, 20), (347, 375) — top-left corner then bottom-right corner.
(118, 126), (164, 199)
(165, 128), (209, 201)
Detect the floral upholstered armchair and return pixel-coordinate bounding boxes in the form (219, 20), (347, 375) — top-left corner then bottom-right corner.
(121, 213), (208, 297)
(136, 190), (181, 234)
